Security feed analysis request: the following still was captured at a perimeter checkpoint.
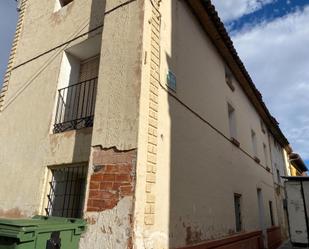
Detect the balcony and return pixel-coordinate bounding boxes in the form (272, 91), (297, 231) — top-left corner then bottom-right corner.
(53, 77), (97, 133)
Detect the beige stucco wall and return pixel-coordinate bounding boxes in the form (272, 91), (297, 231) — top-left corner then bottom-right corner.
(133, 1), (281, 248)
(0, 0), (102, 216)
(0, 0), (144, 248)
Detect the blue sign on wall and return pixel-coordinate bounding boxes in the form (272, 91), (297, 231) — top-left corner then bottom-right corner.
(167, 71), (176, 91)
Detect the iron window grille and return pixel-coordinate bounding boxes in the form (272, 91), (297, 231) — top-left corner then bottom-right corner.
(53, 77), (97, 134)
(46, 164), (88, 218)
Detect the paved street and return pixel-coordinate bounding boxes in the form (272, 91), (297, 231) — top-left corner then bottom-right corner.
(280, 241), (309, 249)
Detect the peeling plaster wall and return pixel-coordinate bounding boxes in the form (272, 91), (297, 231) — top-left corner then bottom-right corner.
(81, 0), (145, 248)
(81, 197), (134, 249)
(0, 1), (144, 249)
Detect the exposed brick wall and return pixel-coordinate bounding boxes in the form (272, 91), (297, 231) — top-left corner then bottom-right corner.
(87, 147), (136, 212)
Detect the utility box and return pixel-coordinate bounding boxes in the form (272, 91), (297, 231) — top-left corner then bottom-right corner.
(284, 177), (309, 246)
(0, 216), (86, 249)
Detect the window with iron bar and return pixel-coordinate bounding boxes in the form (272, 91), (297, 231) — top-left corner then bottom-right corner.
(46, 164), (88, 218)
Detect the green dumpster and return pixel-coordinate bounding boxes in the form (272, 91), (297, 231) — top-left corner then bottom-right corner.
(0, 216), (86, 249)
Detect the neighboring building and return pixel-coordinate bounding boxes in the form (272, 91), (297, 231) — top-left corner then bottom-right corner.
(288, 153), (308, 176)
(283, 176), (309, 246)
(0, 0), (305, 248)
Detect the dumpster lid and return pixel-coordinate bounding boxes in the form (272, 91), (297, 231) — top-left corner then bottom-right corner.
(0, 216), (86, 242)
(0, 216), (86, 227)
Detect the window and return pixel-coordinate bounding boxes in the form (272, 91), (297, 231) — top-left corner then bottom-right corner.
(228, 103), (237, 139)
(46, 164), (88, 218)
(274, 140), (277, 150)
(260, 119), (266, 133)
(55, 0), (73, 11)
(59, 0), (73, 7)
(263, 143), (268, 166)
(53, 55), (99, 133)
(234, 194), (242, 232)
(276, 168), (281, 184)
(225, 66), (235, 91)
(269, 201), (274, 226)
(251, 130), (258, 157)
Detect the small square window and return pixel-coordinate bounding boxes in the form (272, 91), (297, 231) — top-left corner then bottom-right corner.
(263, 143), (268, 166)
(251, 130), (258, 157)
(60, 0), (73, 7)
(225, 66), (235, 91)
(228, 103), (237, 139)
(260, 119), (266, 134)
(46, 164), (87, 218)
(276, 168), (281, 184)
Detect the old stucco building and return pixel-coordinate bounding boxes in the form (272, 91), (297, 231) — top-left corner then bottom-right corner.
(0, 0), (305, 248)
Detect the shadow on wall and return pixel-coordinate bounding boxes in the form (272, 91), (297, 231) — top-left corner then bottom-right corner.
(165, 1), (235, 247)
(89, 0), (106, 33)
(166, 1), (208, 246)
(70, 0), (106, 164)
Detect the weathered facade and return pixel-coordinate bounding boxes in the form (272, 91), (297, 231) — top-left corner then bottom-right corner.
(0, 0), (303, 248)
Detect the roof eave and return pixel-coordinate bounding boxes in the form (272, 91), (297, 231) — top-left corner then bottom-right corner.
(186, 0), (289, 147)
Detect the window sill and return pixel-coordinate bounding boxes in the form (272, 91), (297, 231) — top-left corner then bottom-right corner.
(254, 156), (260, 164)
(230, 137), (240, 147)
(226, 79), (235, 92)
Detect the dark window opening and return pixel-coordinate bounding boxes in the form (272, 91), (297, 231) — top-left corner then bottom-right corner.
(228, 103), (237, 139)
(234, 194), (242, 232)
(276, 169), (281, 184)
(60, 0), (73, 7)
(46, 164), (88, 218)
(269, 201), (274, 226)
(225, 66), (235, 91)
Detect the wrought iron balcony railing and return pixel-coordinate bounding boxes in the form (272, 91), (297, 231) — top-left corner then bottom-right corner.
(53, 77), (97, 133)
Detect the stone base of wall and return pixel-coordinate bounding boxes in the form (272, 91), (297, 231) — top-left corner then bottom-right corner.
(267, 226), (282, 249)
(177, 231), (263, 249)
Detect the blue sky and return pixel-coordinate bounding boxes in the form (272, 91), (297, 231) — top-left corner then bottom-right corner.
(213, 0), (309, 167)
(0, 1), (308, 166)
(0, 1), (18, 82)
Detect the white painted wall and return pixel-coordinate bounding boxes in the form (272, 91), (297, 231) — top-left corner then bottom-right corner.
(286, 181), (308, 244)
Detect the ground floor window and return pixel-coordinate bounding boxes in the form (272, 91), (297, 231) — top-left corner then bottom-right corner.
(46, 164), (88, 218)
(234, 193), (242, 232)
(269, 201), (275, 226)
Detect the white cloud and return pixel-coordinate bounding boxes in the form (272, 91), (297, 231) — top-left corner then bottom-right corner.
(230, 7), (309, 159)
(212, 0), (274, 22)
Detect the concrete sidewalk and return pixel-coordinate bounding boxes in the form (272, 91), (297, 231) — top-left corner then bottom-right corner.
(279, 241), (309, 249)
